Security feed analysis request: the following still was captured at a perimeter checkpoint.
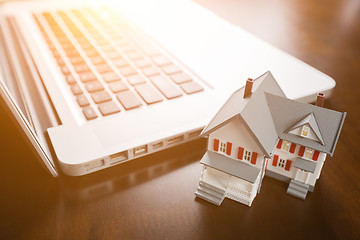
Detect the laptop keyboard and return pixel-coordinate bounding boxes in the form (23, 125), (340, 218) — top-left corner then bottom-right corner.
(33, 8), (204, 120)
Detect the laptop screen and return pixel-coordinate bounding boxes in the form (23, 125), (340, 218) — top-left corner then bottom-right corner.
(0, 16), (58, 176)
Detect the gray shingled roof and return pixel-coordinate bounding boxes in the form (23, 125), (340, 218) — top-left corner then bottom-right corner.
(200, 71), (345, 159)
(294, 157), (317, 173)
(200, 151), (260, 183)
(200, 71), (286, 158)
(266, 93), (346, 156)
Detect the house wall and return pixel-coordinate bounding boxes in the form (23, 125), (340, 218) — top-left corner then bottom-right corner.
(266, 139), (327, 187)
(207, 116), (265, 169)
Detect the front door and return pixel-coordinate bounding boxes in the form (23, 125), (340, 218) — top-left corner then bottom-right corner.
(295, 169), (308, 183)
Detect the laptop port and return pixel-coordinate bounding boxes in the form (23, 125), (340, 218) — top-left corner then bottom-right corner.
(188, 129), (202, 138)
(152, 141), (163, 149)
(133, 145), (148, 157)
(109, 151), (128, 165)
(85, 159), (104, 171)
(167, 135), (184, 145)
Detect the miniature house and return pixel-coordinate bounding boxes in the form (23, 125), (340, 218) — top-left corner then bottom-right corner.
(195, 72), (346, 206)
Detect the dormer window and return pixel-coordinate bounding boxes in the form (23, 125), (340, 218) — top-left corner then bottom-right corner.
(301, 126), (310, 137)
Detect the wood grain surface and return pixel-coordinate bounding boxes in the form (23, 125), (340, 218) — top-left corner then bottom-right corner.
(0, 0), (359, 239)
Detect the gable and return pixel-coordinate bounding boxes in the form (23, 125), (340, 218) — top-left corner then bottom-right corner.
(209, 116), (268, 157)
(201, 71), (286, 157)
(286, 113), (324, 145)
(288, 123), (322, 143)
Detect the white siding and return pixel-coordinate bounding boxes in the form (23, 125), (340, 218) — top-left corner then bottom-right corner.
(207, 116), (265, 169)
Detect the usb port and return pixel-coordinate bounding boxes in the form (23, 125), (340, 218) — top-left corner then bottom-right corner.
(188, 129), (202, 138)
(167, 135), (184, 145)
(85, 159), (104, 171)
(133, 145), (148, 157)
(152, 141), (163, 149)
(109, 151), (128, 165)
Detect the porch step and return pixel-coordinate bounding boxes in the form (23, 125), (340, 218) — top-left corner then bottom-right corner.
(286, 179), (310, 200)
(195, 181), (226, 206)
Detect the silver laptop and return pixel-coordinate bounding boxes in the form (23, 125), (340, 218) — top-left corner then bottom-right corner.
(0, 0), (335, 177)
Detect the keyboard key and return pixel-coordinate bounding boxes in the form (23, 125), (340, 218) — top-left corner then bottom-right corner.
(162, 64), (181, 75)
(142, 66), (159, 77)
(121, 44), (135, 53)
(61, 66), (70, 75)
(113, 58), (128, 68)
(135, 84), (163, 104)
(139, 43), (160, 56)
(75, 64), (90, 73)
(170, 72), (192, 84)
(152, 55), (172, 66)
(119, 66), (137, 76)
(134, 59), (151, 68)
(85, 81), (104, 92)
(86, 49), (99, 57)
(102, 72), (121, 83)
(56, 58), (65, 66)
(70, 56), (85, 65)
(127, 51), (143, 60)
(116, 90), (142, 110)
(109, 81), (128, 93)
(96, 64), (113, 73)
(91, 90), (112, 103)
(180, 81), (204, 94)
(65, 49), (80, 58)
(83, 106), (97, 120)
(107, 51), (122, 59)
(90, 56), (105, 65)
(150, 76), (182, 99)
(71, 84), (82, 95)
(66, 75), (76, 85)
(79, 72), (97, 82)
(98, 101), (120, 116)
(126, 74), (146, 86)
(102, 44), (114, 52)
(76, 94), (90, 107)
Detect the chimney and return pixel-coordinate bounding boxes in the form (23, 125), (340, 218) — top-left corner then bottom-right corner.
(315, 93), (325, 107)
(243, 78), (254, 98)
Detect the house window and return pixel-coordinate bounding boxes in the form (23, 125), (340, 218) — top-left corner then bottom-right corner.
(304, 148), (314, 159)
(278, 158), (286, 169)
(301, 126), (310, 137)
(282, 140), (290, 151)
(219, 142), (226, 154)
(244, 150), (251, 161)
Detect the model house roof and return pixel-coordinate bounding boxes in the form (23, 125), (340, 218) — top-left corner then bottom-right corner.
(201, 71), (346, 157)
(266, 93), (346, 156)
(201, 71), (286, 158)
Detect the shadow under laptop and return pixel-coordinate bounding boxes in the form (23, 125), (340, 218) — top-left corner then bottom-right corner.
(58, 139), (207, 205)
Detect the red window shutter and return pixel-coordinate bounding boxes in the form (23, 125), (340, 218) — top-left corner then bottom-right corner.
(298, 146), (305, 157)
(237, 147), (244, 160)
(285, 160), (292, 171)
(272, 155), (279, 166)
(226, 142), (232, 155)
(290, 143), (296, 154)
(250, 152), (258, 164)
(213, 139), (219, 151)
(312, 150), (320, 161)
(276, 139), (283, 149)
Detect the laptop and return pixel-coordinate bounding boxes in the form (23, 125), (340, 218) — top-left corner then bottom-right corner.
(0, 0), (335, 177)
